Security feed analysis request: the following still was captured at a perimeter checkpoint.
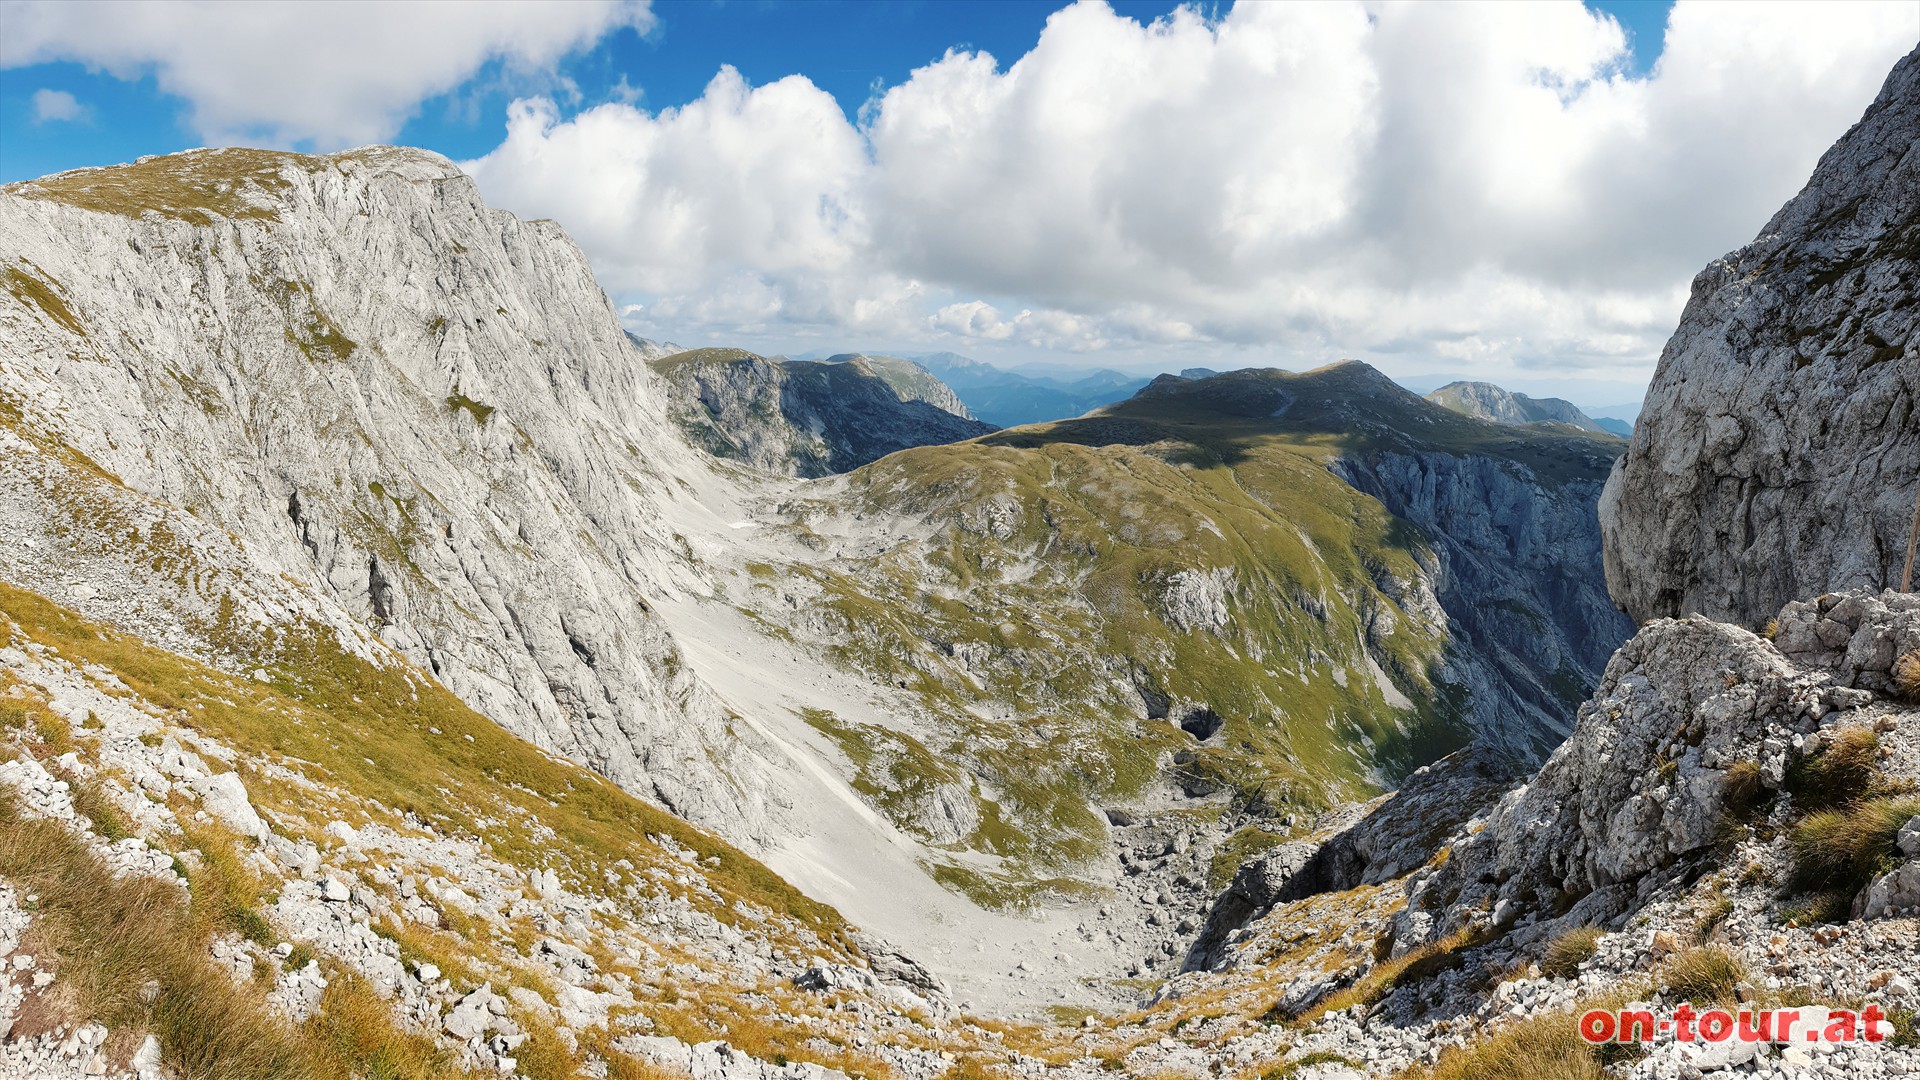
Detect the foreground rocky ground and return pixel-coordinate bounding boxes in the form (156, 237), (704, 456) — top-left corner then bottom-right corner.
(2, 583), (1915, 1079)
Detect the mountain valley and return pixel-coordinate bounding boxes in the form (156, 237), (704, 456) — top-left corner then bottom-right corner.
(0, 43), (1915, 1080)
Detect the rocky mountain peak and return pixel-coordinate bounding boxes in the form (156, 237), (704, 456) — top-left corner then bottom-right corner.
(1425, 380), (1610, 435)
(2, 145), (466, 228)
(1600, 47), (1920, 626)
(2, 141), (792, 848)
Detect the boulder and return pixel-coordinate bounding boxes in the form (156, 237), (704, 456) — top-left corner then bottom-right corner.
(189, 772), (271, 841)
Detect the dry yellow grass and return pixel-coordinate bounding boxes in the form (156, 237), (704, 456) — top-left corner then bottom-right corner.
(1895, 649), (1920, 703)
(302, 973), (476, 1080)
(1399, 1009), (1607, 1080)
(3, 147), (310, 225)
(1540, 927), (1602, 979)
(1660, 946), (1748, 1006)
(1294, 928), (1476, 1023)
(1792, 795), (1920, 896)
(0, 791), (306, 1079)
(2, 775), (513, 1079)
(1785, 724), (1881, 811)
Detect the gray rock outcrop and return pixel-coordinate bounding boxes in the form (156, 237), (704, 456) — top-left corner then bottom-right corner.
(1600, 47), (1920, 626)
(1394, 589), (1920, 952)
(652, 349), (995, 477)
(1187, 746), (1513, 969)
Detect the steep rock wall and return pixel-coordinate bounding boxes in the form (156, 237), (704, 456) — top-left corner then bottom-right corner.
(0, 147), (786, 840)
(1334, 450), (1633, 758)
(654, 349), (994, 478)
(1600, 48), (1920, 625)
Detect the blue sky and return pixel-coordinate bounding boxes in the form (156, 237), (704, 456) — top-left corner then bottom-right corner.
(3, 1), (1219, 182)
(0, 1), (1681, 184)
(2, 0), (1910, 403)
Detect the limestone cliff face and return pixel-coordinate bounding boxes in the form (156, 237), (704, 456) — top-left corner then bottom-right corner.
(1331, 450), (1633, 758)
(1600, 48), (1920, 626)
(652, 348), (995, 478)
(0, 146), (785, 840)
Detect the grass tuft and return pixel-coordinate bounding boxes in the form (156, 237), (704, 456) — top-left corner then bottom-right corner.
(1790, 795), (1920, 897)
(1540, 927), (1602, 980)
(58, 770), (134, 842)
(1661, 946), (1747, 1005)
(1396, 1009), (1607, 1080)
(1292, 929), (1478, 1022)
(1784, 725), (1880, 812)
(301, 972), (474, 1079)
(445, 393), (495, 425)
(1721, 760), (1768, 822)
(1895, 649), (1920, 704)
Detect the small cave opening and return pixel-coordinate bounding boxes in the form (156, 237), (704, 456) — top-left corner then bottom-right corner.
(1175, 705), (1224, 741)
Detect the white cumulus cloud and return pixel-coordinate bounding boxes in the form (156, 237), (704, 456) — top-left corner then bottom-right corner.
(29, 87), (88, 123)
(462, 0), (1916, 382)
(0, 0), (653, 147)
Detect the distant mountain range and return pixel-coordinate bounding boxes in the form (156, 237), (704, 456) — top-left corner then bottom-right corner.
(864, 352), (1155, 428)
(786, 351), (1641, 433)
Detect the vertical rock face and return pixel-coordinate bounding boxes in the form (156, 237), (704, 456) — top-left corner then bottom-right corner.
(1332, 451), (1633, 758)
(1600, 48), (1920, 626)
(0, 147), (784, 841)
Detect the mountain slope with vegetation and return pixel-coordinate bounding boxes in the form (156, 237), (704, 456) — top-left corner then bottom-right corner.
(0, 421), (970, 1079)
(17, 63), (1919, 1076)
(720, 362), (1629, 940)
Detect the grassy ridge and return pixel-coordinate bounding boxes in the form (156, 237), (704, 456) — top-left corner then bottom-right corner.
(2, 147), (313, 226)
